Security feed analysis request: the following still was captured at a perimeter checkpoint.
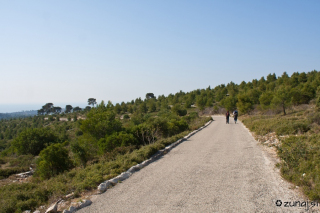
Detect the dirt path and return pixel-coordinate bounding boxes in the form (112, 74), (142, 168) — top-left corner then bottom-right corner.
(78, 116), (316, 212)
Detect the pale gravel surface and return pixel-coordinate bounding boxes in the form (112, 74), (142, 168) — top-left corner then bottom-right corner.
(78, 116), (318, 213)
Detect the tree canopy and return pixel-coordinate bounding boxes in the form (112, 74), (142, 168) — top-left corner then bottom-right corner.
(88, 98), (97, 107)
(11, 128), (58, 155)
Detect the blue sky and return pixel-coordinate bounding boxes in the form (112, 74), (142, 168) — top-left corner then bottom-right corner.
(1, 0), (319, 112)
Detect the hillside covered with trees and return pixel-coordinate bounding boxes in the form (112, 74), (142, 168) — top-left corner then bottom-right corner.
(0, 69), (320, 212)
(0, 111), (37, 120)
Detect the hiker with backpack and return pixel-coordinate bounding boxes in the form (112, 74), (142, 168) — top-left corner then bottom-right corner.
(233, 110), (238, 124)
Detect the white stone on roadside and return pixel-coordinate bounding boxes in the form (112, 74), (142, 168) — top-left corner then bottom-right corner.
(45, 199), (62, 213)
(118, 172), (131, 181)
(157, 150), (164, 155)
(68, 206), (76, 212)
(33, 211), (41, 213)
(65, 192), (74, 199)
(141, 160), (150, 167)
(166, 145), (173, 150)
(78, 199), (92, 208)
(128, 165), (140, 173)
(136, 163), (143, 169)
(98, 182), (108, 192)
(109, 177), (120, 185)
(45, 202), (58, 213)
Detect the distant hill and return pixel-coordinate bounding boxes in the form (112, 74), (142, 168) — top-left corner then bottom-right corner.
(0, 110), (37, 120)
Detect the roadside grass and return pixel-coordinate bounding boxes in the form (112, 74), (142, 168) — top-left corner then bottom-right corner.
(241, 108), (320, 201)
(242, 113), (311, 136)
(278, 134), (320, 200)
(0, 116), (211, 213)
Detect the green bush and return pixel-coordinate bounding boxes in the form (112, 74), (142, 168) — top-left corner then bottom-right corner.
(98, 132), (138, 153)
(171, 104), (187, 116)
(237, 92), (254, 114)
(75, 130), (83, 136)
(71, 141), (87, 167)
(130, 112), (145, 125)
(167, 119), (189, 136)
(36, 143), (72, 180)
(11, 128), (58, 155)
(81, 110), (122, 139)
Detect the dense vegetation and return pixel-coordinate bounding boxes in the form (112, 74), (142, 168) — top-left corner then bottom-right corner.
(0, 92), (211, 212)
(1, 69), (320, 212)
(0, 111), (37, 120)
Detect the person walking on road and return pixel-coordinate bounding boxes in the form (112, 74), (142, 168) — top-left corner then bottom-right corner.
(233, 110), (238, 124)
(226, 111), (230, 124)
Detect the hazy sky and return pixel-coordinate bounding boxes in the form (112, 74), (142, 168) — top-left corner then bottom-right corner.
(1, 0), (320, 112)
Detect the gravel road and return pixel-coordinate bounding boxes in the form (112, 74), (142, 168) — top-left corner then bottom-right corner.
(78, 116), (316, 213)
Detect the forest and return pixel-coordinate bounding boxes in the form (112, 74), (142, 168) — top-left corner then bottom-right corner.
(1, 69), (320, 212)
(0, 111), (37, 120)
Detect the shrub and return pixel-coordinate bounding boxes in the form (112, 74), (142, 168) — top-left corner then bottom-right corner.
(71, 141), (87, 167)
(11, 128), (58, 155)
(171, 104), (187, 116)
(167, 119), (189, 136)
(98, 132), (138, 153)
(75, 130), (83, 136)
(130, 112), (145, 125)
(81, 110), (122, 139)
(36, 143), (72, 180)
(237, 92), (254, 114)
